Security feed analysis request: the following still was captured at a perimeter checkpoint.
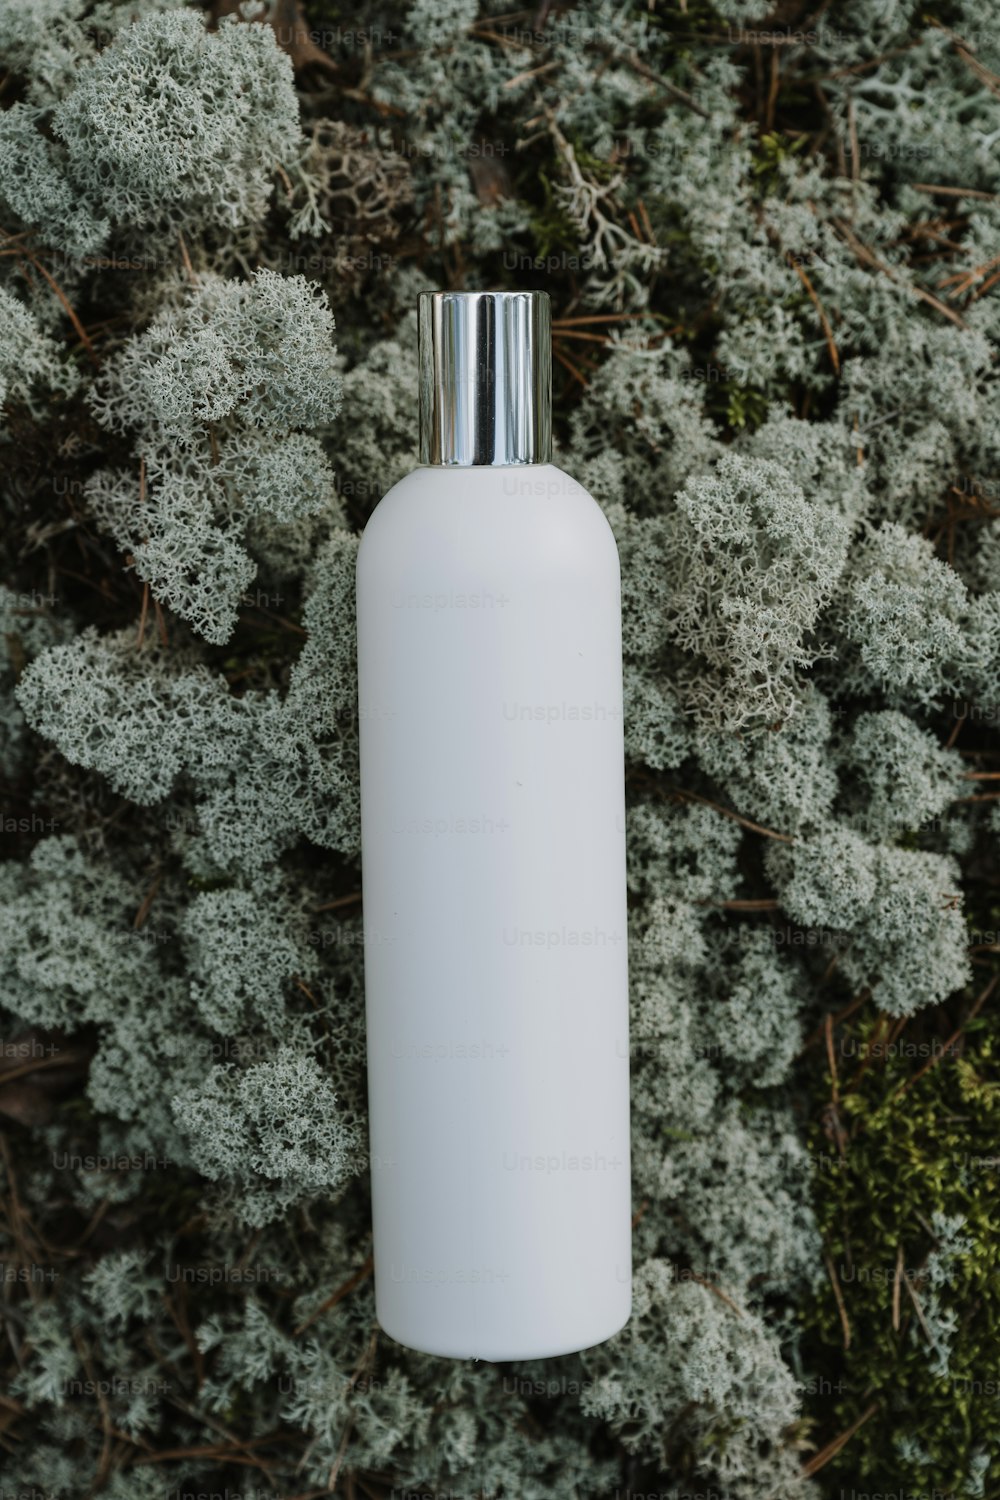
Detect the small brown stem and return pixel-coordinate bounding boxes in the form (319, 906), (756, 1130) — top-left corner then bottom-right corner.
(666, 785), (794, 842)
(135, 582), (150, 652)
(177, 231), (199, 286)
(912, 182), (996, 200)
(788, 252), (840, 373)
(704, 897), (781, 911)
(152, 596), (169, 647)
(825, 1013), (839, 1103)
(685, 1269), (744, 1319)
(313, 892), (363, 913)
(891, 1243), (903, 1332)
(833, 218), (968, 329)
(802, 1400), (879, 1476)
(294, 1253), (374, 1338)
(892, 976), (996, 1103)
(823, 1251), (851, 1351)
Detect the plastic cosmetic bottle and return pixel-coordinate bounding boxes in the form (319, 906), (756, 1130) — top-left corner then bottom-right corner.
(356, 290), (631, 1361)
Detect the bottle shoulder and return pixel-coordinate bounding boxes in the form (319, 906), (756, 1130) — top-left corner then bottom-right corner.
(359, 464), (617, 558)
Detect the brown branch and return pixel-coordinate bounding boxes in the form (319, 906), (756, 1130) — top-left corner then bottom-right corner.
(552, 345), (590, 387)
(0, 1049), (90, 1087)
(152, 596), (169, 647)
(972, 267), (1000, 300)
(847, 95), (860, 182)
(800, 990), (871, 1053)
(901, 1266), (933, 1342)
(313, 891), (363, 913)
(555, 328), (637, 344)
(788, 252), (840, 373)
(11, 243), (99, 366)
(823, 1250), (851, 1350)
(294, 1253), (374, 1338)
(802, 1400), (880, 1476)
(765, 47), (780, 132)
(666, 784), (794, 842)
(133, 875), (160, 931)
(587, 39), (710, 119)
(891, 977), (996, 1102)
(703, 897), (781, 911)
(177, 231), (199, 286)
(685, 1269), (744, 1319)
(844, 1012), (891, 1093)
(552, 313), (667, 327)
(134, 1439), (278, 1470)
(825, 1012), (839, 1103)
(891, 1242), (903, 1332)
(73, 1329), (113, 1492)
(911, 182), (996, 200)
(503, 59), (559, 89)
(833, 218), (968, 328)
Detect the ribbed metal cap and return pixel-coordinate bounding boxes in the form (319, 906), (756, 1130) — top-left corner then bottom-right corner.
(418, 291), (552, 466)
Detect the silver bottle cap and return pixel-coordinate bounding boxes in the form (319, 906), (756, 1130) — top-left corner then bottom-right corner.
(418, 290), (552, 466)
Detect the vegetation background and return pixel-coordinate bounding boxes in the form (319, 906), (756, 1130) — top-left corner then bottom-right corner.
(1, 0), (999, 1494)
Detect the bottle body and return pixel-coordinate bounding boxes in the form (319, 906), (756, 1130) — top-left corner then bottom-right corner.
(356, 462), (631, 1361)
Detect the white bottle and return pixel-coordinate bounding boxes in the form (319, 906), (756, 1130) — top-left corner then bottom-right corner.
(356, 290), (631, 1361)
